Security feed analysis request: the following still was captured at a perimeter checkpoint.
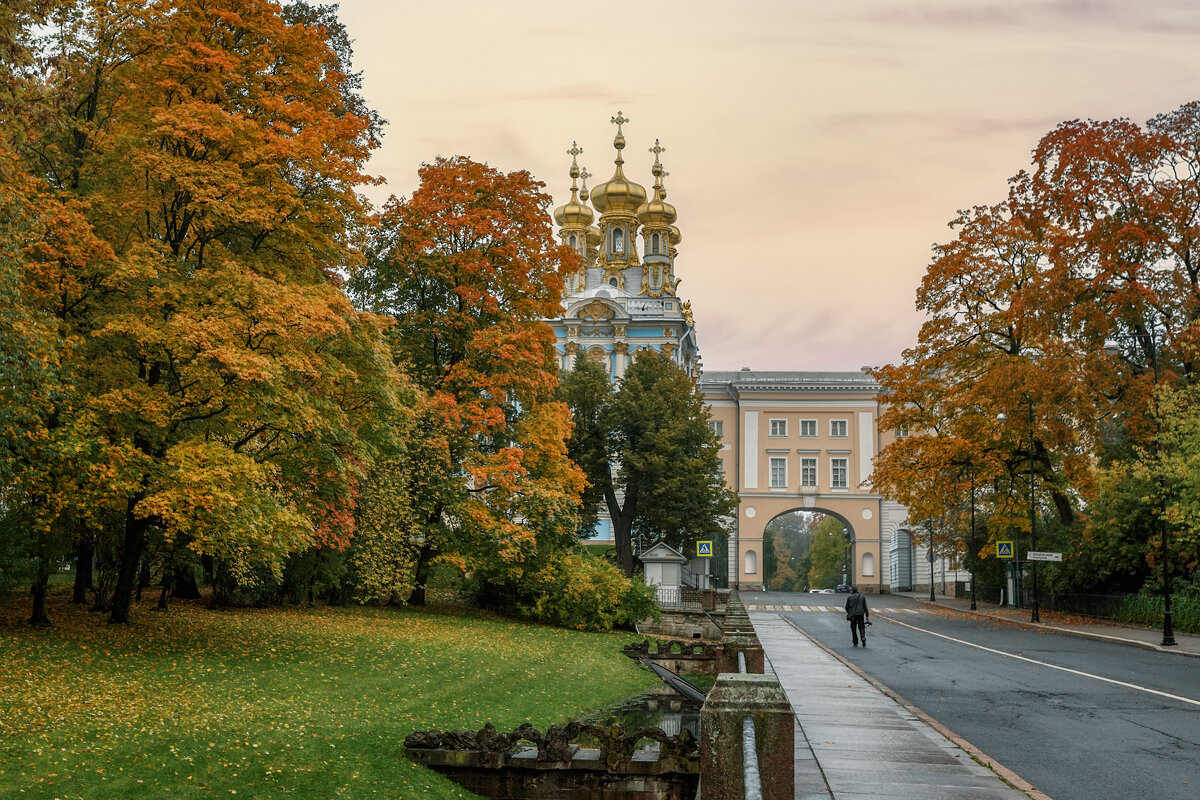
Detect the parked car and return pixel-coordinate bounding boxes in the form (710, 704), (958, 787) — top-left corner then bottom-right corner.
(835, 584), (851, 593)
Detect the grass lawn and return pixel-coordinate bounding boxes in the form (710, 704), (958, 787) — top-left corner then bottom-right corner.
(0, 594), (658, 799)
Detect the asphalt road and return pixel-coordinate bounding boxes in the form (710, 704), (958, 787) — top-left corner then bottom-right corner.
(742, 591), (1200, 800)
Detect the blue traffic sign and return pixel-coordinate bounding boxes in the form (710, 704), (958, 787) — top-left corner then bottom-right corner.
(697, 541), (713, 557)
(996, 541), (1014, 559)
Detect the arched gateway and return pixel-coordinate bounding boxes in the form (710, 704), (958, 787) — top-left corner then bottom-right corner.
(698, 369), (911, 593)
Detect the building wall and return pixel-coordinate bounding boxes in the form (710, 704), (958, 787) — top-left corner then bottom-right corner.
(699, 370), (898, 593)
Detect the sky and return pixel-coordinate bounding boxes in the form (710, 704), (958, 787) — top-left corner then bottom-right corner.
(333, 0), (1200, 372)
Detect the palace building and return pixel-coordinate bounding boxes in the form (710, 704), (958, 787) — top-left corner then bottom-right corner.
(549, 115), (964, 594)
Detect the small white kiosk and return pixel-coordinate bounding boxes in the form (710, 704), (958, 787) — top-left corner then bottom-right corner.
(639, 542), (688, 607)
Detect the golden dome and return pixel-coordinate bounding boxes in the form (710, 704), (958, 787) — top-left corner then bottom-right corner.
(637, 140), (677, 227)
(590, 112), (647, 215)
(553, 142), (594, 228)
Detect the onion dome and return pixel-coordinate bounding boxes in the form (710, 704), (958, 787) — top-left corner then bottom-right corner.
(669, 224), (682, 246)
(637, 140), (677, 228)
(590, 112), (647, 214)
(553, 142), (595, 227)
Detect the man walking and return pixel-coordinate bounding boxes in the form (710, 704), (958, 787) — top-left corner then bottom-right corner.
(845, 586), (870, 647)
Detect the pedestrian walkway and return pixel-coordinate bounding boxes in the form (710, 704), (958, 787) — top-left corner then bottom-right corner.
(748, 604), (924, 614)
(751, 611), (1039, 800)
(894, 592), (1200, 658)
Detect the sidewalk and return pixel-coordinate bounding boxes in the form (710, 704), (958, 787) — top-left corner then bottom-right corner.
(750, 611), (1038, 800)
(893, 591), (1200, 658)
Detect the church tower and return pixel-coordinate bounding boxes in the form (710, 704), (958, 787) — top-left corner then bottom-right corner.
(548, 113), (700, 383)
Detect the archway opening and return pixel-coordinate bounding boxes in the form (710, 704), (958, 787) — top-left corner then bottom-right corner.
(761, 509), (853, 592)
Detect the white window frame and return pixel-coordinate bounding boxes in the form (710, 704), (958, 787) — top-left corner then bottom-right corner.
(769, 457), (787, 489)
(896, 424), (910, 438)
(831, 457), (848, 489)
(830, 419), (848, 438)
(800, 457), (817, 487)
(769, 418), (787, 438)
(800, 419), (817, 438)
(709, 420), (724, 436)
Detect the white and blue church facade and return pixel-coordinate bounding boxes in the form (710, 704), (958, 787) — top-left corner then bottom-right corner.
(546, 113), (701, 543)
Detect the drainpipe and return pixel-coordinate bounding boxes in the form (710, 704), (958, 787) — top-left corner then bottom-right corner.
(727, 381), (740, 591)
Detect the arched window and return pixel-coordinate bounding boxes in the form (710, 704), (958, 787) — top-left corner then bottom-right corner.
(862, 552), (875, 577)
(744, 549), (758, 575)
(609, 278), (618, 287)
(651, 232), (660, 254)
(612, 227), (624, 254)
(568, 234), (577, 249)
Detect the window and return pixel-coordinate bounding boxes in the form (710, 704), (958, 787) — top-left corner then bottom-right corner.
(612, 227), (624, 254)
(744, 550), (757, 575)
(800, 457), (817, 487)
(708, 420), (724, 437)
(896, 424), (910, 438)
(769, 457), (787, 489)
(568, 233), (577, 250)
(769, 418), (787, 437)
(800, 419), (817, 437)
(830, 419), (848, 438)
(862, 552), (875, 577)
(651, 232), (661, 254)
(831, 458), (848, 489)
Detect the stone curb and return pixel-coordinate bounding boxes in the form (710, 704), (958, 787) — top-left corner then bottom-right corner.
(777, 614), (1052, 800)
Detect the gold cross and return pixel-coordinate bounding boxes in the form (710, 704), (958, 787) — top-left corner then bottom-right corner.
(579, 167), (592, 188)
(649, 139), (666, 160)
(611, 111), (630, 132)
(566, 141), (583, 163)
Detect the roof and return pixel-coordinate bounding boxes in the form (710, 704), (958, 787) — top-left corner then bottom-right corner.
(698, 369), (881, 393)
(638, 542), (688, 563)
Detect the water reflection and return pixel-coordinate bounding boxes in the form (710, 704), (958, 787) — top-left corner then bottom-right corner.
(580, 685), (702, 752)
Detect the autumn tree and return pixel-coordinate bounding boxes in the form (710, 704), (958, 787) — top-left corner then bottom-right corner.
(352, 155), (585, 605)
(7, 0), (402, 624)
(874, 100), (1200, 596)
(560, 351), (738, 576)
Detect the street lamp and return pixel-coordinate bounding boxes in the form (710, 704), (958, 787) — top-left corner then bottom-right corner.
(998, 396), (1040, 623)
(967, 463), (978, 611)
(1136, 328), (1178, 647)
(926, 519), (936, 602)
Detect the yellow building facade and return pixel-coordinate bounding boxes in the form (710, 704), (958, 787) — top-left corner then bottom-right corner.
(698, 369), (910, 594)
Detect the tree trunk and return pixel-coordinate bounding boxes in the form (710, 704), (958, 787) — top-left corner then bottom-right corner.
(157, 583), (170, 612)
(135, 557), (151, 600)
(110, 499), (147, 624)
(604, 485), (638, 576)
(172, 565), (201, 599)
(29, 536), (52, 627)
(72, 536), (93, 604)
(407, 541), (435, 606)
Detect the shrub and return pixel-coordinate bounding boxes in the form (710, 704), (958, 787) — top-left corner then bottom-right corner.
(1113, 592), (1200, 635)
(508, 552), (660, 632)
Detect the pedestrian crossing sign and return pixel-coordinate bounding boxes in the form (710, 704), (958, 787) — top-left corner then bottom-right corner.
(996, 540), (1014, 559)
(697, 541), (713, 557)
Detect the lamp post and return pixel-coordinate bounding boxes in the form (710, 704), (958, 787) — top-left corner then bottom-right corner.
(927, 520), (936, 602)
(998, 397), (1039, 623)
(1025, 396), (1040, 623)
(1139, 328), (1177, 647)
(967, 464), (978, 611)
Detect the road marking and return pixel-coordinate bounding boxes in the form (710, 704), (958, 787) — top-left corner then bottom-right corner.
(878, 614), (1200, 708)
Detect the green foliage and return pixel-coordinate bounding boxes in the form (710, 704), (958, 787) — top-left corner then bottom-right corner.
(1113, 593), (1200, 635)
(808, 516), (848, 589)
(483, 552), (660, 632)
(560, 352), (738, 575)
